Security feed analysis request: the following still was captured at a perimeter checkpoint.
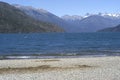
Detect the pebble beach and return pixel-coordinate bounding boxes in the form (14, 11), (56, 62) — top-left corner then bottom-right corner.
(0, 56), (120, 80)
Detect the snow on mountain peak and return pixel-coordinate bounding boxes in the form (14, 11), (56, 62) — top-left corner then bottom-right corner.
(61, 15), (83, 20)
(37, 9), (48, 13)
(13, 4), (49, 13)
(101, 13), (120, 17)
(62, 13), (120, 21)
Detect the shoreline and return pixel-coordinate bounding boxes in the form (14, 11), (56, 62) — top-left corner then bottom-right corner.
(0, 54), (119, 60)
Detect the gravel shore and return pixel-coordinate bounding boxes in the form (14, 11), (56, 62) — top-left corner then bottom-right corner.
(0, 56), (120, 80)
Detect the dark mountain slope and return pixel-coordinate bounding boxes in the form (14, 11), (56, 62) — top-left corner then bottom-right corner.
(14, 5), (72, 32)
(0, 2), (64, 33)
(98, 24), (120, 32)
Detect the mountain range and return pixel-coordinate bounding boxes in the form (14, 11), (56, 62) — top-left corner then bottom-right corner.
(0, 2), (64, 33)
(14, 4), (120, 32)
(62, 14), (120, 32)
(0, 1), (120, 33)
(14, 4), (72, 32)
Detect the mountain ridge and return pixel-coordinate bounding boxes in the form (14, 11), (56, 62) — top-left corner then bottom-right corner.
(13, 4), (120, 32)
(14, 4), (72, 32)
(0, 2), (64, 33)
(98, 24), (120, 32)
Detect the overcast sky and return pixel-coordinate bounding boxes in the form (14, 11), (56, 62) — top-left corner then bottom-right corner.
(0, 0), (120, 17)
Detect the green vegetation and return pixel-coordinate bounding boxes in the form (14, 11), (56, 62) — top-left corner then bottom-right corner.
(0, 2), (64, 33)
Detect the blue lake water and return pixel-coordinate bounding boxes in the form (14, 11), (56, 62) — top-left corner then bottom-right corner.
(0, 32), (120, 57)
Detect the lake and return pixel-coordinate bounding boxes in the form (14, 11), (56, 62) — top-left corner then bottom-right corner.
(0, 32), (120, 59)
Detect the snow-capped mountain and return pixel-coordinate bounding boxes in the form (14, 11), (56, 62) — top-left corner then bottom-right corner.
(14, 4), (73, 32)
(77, 15), (120, 32)
(14, 4), (120, 32)
(101, 13), (120, 17)
(86, 13), (120, 19)
(62, 13), (120, 21)
(61, 13), (120, 32)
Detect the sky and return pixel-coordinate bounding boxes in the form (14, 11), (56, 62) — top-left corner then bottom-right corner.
(0, 0), (120, 17)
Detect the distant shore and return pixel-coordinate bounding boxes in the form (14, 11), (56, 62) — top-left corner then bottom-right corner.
(0, 56), (120, 80)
